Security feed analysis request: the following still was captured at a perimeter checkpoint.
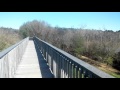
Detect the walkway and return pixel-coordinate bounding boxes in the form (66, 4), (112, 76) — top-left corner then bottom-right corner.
(14, 40), (53, 78)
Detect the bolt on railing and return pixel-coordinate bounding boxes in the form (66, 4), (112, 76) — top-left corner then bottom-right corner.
(0, 37), (29, 78)
(34, 37), (114, 78)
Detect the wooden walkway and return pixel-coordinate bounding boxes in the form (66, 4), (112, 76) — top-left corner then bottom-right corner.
(14, 40), (53, 78)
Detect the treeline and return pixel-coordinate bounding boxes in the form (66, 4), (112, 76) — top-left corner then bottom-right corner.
(18, 20), (120, 70)
(0, 27), (21, 52)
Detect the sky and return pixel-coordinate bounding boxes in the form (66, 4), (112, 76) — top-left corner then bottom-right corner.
(0, 12), (120, 31)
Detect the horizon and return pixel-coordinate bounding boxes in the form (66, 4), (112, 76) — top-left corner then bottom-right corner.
(0, 12), (120, 31)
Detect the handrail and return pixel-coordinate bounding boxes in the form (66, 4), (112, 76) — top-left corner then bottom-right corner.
(0, 37), (29, 78)
(0, 37), (28, 59)
(34, 37), (114, 78)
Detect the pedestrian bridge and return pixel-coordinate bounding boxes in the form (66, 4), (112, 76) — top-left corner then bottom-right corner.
(0, 37), (114, 78)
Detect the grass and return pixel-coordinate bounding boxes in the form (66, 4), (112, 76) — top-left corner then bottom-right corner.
(0, 32), (21, 52)
(110, 73), (120, 78)
(98, 67), (120, 78)
(78, 55), (120, 78)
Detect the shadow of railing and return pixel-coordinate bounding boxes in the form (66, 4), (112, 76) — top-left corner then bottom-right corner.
(34, 40), (54, 78)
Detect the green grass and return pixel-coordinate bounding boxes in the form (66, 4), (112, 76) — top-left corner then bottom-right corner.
(100, 69), (120, 78)
(107, 72), (120, 78)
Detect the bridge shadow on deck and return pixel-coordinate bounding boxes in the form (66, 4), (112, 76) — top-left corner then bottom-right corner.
(33, 40), (54, 78)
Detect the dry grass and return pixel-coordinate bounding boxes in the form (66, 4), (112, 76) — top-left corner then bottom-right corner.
(0, 29), (21, 52)
(78, 55), (120, 78)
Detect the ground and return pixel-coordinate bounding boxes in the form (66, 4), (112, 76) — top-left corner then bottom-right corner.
(78, 55), (120, 78)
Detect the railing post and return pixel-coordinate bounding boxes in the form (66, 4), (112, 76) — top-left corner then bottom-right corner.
(54, 51), (57, 78)
(58, 53), (61, 78)
(44, 43), (46, 59)
(75, 66), (79, 78)
(41, 43), (43, 54)
(64, 58), (67, 78)
(69, 62), (72, 78)
(47, 45), (48, 61)
(60, 55), (62, 78)
(49, 47), (51, 68)
(49, 47), (52, 68)
(79, 67), (83, 78)
(62, 56), (64, 78)
(52, 50), (54, 76)
(43, 43), (45, 57)
(51, 48), (53, 72)
(66, 60), (69, 78)
(73, 64), (76, 78)
(56, 52), (58, 78)
(71, 64), (74, 78)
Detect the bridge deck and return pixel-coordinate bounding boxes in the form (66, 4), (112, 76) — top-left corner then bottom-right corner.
(14, 40), (54, 78)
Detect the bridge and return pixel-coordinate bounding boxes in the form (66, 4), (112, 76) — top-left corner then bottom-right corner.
(0, 37), (114, 78)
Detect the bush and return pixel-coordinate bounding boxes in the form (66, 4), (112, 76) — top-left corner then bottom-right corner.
(0, 28), (21, 52)
(73, 37), (85, 55)
(112, 52), (120, 70)
(104, 56), (113, 66)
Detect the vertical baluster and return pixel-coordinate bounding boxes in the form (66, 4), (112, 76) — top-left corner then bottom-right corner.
(37, 40), (42, 52)
(41, 43), (43, 53)
(52, 49), (54, 74)
(61, 56), (63, 78)
(42, 43), (44, 54)
(61, 56), (64, 78)
(48, 46), (49, 63)
(76, 65), (79, 78)
(66, 59), (68, 78)
(54, 51), (57, 78)
(56, 52), (59, 78)
(47, 46), (49, 63)
(60, 55), (62, 78)
(42, 42), (43, 54)
(51, 48), (53, 72)
(69, 62), (73, 78)
(44, 44), (46, 59)
(41, 42), (42, 53)
(66, 60), (69, 78)
(52, 50), (55, 77)
(67, 60), (70, 78)
(64, 58), (66, 78)
(44, 43), (45, 57)
(40, 40), (42, 51)
(49, 47), (51, 67)
(82, 69), (84, 78)
(82, 70), (85, 78)
(39, 40), (41, 51)
(55, 51), (57, 78)
(72, 64), (75, 78)
(58, 53), (60, 78)
(65, 58), (68, 78)
(69, 61), (72, 78)
(43, 43), (44, 57)
(46, 45), (48, 63)
(79, 67), (82, 78)
(73, 65), (77, 78)
(84, 70), (88, 78)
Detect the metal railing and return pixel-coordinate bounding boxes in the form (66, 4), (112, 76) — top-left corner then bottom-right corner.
(34, 37), (114, 78)
(0, 37), (29, 78)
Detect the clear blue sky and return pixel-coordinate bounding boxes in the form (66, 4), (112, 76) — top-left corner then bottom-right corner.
(0, 12), (120, 31)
